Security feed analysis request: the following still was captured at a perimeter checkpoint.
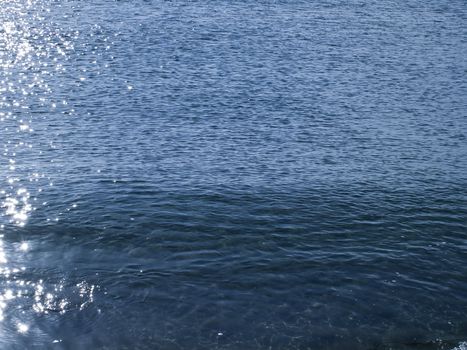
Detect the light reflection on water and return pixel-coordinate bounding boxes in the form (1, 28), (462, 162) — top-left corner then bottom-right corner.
(0, 233), (97, 336)
(1, 0), (97, 339)
(1, 0), (52, 228)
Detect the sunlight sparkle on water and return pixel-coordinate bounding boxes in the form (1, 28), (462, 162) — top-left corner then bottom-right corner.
(17, 322), (29, 334)
(0, 0), (97, 338)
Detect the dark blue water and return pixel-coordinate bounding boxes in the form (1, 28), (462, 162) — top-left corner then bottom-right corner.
(1, 0), (467, 349)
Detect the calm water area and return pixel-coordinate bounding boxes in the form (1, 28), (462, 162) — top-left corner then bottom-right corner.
(1, 0), (467, 349)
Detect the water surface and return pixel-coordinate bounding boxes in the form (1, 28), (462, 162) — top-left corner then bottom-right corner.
(1, 0), (467, 349)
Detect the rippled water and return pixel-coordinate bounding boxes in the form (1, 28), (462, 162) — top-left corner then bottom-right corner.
(1, 0), (467, 349)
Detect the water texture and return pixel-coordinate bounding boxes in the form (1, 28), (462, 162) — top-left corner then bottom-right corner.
(1, 0), (467, 349)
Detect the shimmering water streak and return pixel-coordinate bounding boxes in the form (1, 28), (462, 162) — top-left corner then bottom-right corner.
(1, 0), (115, 228)
(1, 0), (97, 338)
(1, 0), (55, 226)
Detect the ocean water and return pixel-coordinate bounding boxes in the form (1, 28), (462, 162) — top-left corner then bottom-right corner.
(1, 0), (467, 349)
